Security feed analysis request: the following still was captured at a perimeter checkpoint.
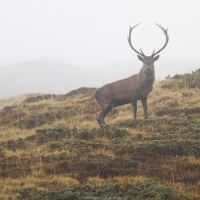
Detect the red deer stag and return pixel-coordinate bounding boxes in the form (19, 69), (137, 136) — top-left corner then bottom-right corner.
(95, 23), (169, 125)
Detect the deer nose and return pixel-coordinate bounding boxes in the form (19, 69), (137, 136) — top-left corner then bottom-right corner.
(146, 67), (152, 73)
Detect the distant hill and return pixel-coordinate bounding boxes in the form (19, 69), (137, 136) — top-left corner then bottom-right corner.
(0, 57), (199, 99)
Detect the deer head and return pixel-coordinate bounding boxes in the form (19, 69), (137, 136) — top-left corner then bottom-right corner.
(127, 23), (169, 77)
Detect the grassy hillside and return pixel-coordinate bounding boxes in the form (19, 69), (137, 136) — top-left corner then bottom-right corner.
(0, 69), (200, 199)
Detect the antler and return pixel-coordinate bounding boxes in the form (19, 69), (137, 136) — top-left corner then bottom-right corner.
(127, 23), (146, 57)
(152, 24), (169, 56)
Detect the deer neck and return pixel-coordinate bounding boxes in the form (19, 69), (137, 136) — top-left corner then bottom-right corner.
(138, 68), (155, 89)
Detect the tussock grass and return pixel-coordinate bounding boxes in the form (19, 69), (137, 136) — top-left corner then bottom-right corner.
(0, 70), (200, 199)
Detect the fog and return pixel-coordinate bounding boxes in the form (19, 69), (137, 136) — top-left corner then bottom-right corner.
(0, 0), (200, 98)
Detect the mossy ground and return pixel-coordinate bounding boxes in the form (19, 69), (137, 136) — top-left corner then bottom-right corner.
(0, 71), (200, 199)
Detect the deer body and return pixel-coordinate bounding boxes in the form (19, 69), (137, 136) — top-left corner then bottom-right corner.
(95, 24), (169, 125)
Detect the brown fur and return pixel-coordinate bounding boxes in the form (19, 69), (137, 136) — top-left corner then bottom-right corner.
(95, 24), (169, 125)
(95, 56), (159, 124)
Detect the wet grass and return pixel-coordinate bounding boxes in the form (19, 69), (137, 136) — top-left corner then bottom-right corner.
(0, 71), (200, 199)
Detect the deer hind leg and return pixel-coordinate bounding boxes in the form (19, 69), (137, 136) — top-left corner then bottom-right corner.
(97, 104), (113, 125)
(97, 106), (106, 125)
(97, 109), (105, 125)
(96, 113), (102, 125)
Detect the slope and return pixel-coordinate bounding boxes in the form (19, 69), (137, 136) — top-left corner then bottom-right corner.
(0, 70), (200, 199)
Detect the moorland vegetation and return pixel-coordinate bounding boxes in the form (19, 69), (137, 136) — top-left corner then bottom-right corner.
(0, 69), (200, 199)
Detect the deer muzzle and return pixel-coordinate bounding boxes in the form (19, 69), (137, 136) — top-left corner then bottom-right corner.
(145, 67), (153, 75)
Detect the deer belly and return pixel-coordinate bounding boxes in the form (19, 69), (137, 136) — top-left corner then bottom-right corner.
(111, 98), (131, 107)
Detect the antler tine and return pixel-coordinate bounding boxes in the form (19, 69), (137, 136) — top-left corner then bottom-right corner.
(140, 49), (145, 57)
(152, 23), (169, 56)
(127, 23), (145, 57)
(151, 49), (155, 57)
(156, 23), (167, 32)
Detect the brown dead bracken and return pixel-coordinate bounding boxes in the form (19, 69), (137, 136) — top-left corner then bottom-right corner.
(95, 23), (169, 125)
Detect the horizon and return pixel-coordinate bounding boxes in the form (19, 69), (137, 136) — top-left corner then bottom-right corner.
(0, 0), (200, 98)
(0, 57), (199, 100)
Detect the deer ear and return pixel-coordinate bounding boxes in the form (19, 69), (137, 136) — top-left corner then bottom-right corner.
(137, 55), (144, 62)
(153, 55), (160, 62)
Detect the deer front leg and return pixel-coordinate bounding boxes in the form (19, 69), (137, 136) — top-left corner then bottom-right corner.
(131, 99), (137, 120)
(141, 97), (148, 119)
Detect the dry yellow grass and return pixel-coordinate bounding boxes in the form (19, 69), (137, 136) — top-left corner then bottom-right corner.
(0, 76), (199, 199)
(0, 127), (34, 142)
(86, 175), (150, 187)
(0, 175), (79, 199)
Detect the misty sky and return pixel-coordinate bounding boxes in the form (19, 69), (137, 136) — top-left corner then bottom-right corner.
(0, 0), (200, 98)
(0, 0), (200, 65)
